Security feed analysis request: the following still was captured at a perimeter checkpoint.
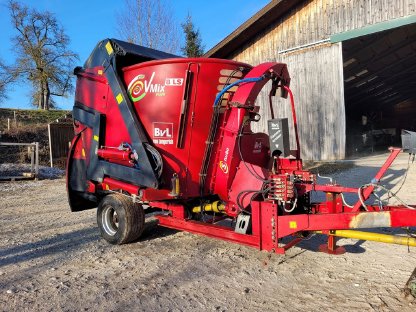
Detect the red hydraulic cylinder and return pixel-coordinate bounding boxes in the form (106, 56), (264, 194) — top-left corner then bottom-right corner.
(97, 148), (133, 162)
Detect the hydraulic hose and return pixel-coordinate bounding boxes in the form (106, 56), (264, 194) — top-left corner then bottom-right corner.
(282, 85), (300, 159)
(213, 76), (265, 107)
(318, 230), (416, 247)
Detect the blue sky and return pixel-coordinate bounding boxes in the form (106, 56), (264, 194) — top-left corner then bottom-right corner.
(0, 0), (270, 110)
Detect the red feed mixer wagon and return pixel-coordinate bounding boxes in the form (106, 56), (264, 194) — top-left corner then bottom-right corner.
(67, 39), (416, 254)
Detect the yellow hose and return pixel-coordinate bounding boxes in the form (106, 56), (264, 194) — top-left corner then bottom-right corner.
(318, 230), (416, 247)
(192, 201), (225, 213)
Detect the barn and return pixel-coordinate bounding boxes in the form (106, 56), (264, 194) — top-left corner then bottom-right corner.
(206, 0), (416, 160)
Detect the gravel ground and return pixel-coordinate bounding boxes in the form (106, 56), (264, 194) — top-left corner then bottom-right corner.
(1, 152), (416, 311)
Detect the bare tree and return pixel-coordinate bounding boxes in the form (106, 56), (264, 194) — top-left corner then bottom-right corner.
(116, 0), (180, 54)
(0, 59), (15, 103)
(6, 1), (78, 110)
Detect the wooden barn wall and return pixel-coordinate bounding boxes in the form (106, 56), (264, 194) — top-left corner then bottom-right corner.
(257, 43), (345, 160)
(230, 0), (415, 159)
(233, 0), (416, 59)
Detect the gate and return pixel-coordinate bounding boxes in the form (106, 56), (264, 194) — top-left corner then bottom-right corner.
(48, 122), (74, 168)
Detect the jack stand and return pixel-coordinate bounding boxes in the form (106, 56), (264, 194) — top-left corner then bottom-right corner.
(319, 234), (346, 255)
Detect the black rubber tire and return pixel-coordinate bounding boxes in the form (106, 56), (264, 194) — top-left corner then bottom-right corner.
(97, 194), (145, 245)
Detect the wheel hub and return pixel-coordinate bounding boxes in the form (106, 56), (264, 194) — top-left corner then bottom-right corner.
(102, 205), (119, 236)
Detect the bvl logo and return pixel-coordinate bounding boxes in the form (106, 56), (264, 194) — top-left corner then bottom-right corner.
(153, 122), (174, 145)
(153, 122), (173, 138)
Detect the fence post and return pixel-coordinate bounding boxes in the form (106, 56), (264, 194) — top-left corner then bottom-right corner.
(7, 118), (10, 131)
(48, 124), (53, 168)
(30, 145), (35, 175)
(35, 142), (39, 178)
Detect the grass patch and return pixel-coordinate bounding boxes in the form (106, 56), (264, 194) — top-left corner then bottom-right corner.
(0, 108), (71, 131)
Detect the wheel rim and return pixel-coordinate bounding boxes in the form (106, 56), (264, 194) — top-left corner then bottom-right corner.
(101, 204), (119, 236)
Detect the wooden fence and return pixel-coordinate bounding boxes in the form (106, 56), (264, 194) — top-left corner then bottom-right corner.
(0, 142), (39, 180)
(48, 123), (74, 167)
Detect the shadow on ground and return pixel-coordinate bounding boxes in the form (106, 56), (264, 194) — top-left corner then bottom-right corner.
(0, 227), (98, 268)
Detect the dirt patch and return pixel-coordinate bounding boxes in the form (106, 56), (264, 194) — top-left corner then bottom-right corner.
(0, 164), (64, 180)
(1, 153), (416, 311)
(304, 160), (355, 175)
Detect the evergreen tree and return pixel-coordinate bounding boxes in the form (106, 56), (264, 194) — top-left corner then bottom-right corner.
(181, 14), (204, 57)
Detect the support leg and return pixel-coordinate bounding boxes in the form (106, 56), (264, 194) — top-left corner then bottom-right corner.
(319, 234), (346, 255)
